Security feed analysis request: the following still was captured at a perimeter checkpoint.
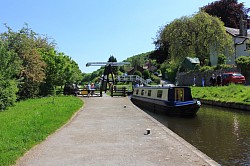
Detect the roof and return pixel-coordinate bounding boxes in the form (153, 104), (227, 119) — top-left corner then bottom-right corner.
(185, 57), (200, 64)
(226, 27), (250, 38)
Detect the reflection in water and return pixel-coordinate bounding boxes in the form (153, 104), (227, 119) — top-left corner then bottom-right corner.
(142, 105), (250, 165)
(233, 115), (239, 139)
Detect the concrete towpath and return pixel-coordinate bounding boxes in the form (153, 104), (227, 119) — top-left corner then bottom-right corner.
(16, 95), (218, 166)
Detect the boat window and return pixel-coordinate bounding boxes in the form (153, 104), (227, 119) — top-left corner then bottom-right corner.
(141, 89), (144, 95)
(148, 90), (151, 97)
(136, 89), (139, 95)
(157, 90), (163, 98)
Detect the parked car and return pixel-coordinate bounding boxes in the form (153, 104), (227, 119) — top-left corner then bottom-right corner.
(222, 72), (246, 85)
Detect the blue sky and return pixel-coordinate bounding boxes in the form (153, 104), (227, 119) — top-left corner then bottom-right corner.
(0, 0), (249, 73)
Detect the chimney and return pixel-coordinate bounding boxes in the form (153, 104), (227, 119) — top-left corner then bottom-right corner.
(239, 17), (247, 37)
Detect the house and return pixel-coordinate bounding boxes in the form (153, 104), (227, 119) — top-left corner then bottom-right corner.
(226, 26), (250, 65)
(127, 66), (144, 75)
(179, 57), (200, 72)
(143, 61), (157, 72)
(210, 20), (250, 66)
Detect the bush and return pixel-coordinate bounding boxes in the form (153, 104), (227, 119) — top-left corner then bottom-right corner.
(0, 78), (18, 110)
(134, 70), (142, 77)
(217, 54), (226, 65)
(236, 56), (250, 72)
(142, 70), (150, 79)
(199, 66), (215, 72)
(151, 75), (161, 84)
(161, 61), (179, 82)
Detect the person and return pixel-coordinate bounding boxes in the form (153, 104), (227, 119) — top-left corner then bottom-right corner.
(202, 77), (205, 87)
(217, 74), (222, 86)
(87, 83), (91, 97)
(135, 82), (139, 88)
(209, 74), (216, 86)
(193, 76), (196, 86)
(90, 83), (95, 96)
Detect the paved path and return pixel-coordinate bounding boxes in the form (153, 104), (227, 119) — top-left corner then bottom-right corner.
(16, 96), (218, 166)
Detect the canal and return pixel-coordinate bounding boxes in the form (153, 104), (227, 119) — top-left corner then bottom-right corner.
(142, 105), (250, 165)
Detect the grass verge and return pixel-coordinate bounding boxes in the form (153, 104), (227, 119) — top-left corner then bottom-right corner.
(191, 84), (250, 105)
(0, 96), (83, 166)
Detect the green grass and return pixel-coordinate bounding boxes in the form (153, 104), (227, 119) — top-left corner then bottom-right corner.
(0, 96), (83, 166)
(191, 84), (250, 105)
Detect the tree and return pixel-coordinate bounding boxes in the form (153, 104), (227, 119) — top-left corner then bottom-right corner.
(1, 25), (49, 99)
(154, 11), (233, 66)
(108, 55), (118, 75)
(40, 50), (82, 95)
(151, 26), (170, 64)
(202, 0), (250, 28)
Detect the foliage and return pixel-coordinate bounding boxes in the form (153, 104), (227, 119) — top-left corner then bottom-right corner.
(235, 56), (250, 70)
(1, 25), (49, 99)
(133, 70), (142, 77)
(154, 11), (233, 67)
(160, 60), (179, 82)
(142, 70), (150, 79)
(151, 74), (161, 84)
(199, 65), (215, 72)
(202, 0), (250, 29)
(215, 64), (232, 70)
(125, 52), (150, 69)
(217, 53), (226, 65)
(149, 49), (168, 64)
(108, 55), (118, 75)
(235, 56), (250, 77)
(81, 68), (104, 85)
(0, 96), (83, 166)
(0, 78), (18, 110)
(191, 84), (250, 105)
(0, 24), (82, 99)
(0, 41), (21, 79)
(0, 40), (21, 110)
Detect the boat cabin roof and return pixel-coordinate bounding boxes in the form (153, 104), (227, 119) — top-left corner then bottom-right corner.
(134, 86), (190, 90)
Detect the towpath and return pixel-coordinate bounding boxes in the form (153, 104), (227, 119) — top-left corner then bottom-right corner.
(16, 95), (218, 166)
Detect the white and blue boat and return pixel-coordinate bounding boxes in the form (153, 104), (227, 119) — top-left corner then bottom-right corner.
(131, 86), (201, 116)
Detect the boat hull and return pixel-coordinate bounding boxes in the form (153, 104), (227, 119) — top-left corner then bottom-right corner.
(131, 96), (200, 117)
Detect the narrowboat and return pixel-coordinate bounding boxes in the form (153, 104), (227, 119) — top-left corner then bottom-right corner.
(131, 86), (201, 116)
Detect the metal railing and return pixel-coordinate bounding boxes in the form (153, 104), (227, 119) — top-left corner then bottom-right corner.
(115, 75), (149, 85)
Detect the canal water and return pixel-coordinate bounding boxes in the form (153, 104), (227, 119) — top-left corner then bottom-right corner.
(142, 105), (250, 165)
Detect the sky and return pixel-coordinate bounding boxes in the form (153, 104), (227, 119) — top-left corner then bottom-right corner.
(0, 0), (249, 73)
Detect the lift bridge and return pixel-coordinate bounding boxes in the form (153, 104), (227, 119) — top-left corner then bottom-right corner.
(86, 62), (131, 96)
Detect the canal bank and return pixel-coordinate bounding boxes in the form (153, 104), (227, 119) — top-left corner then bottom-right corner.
(199, 99), (250, 111)
(16, 96), (218, 166)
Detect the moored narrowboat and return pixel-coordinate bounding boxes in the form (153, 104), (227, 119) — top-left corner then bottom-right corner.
(131, 86), (201, 116)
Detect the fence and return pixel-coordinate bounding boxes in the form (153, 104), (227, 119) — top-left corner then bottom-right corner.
(115, 75), (149, 85)
(110, 86), (127, 97)
(176, 68), (240, 86)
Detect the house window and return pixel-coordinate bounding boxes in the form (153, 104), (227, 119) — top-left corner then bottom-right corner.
(157, 90), (163, 98)
(136, 89), (139, 95)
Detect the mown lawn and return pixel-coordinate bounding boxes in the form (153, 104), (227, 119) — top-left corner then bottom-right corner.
(0, 96), (83, 166)
(191, 84), (250, 105)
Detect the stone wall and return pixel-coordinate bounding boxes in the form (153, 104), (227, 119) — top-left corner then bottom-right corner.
(176, 68), (240, 86)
